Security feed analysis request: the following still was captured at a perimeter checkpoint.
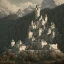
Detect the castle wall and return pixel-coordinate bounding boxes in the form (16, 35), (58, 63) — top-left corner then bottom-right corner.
(49, 44), (58, 50)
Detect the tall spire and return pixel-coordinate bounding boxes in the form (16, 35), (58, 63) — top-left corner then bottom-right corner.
(35, 5), (40, 20)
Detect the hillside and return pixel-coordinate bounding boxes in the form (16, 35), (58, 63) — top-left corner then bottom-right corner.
(0, 4), (64, 52)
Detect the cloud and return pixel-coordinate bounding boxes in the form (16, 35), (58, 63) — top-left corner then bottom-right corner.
(19, 2), (36, 10)
(0, 0), (19, 13)
(54, 0), (64, 5)
(0, 0), (36, 13)
(9, 0), (64, 5)
(9, 0), (43, 5)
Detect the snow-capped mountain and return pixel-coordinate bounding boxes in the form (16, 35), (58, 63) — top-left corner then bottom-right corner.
(41, 0), (56, 9)
(17, 5), (34, 17)
(0, 5), (34, 18)
(0, 7), (9, 18)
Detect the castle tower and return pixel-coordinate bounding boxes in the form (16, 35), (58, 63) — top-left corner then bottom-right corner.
(11, 39), (15, 47)
(45, 14), (48, 23)
(28, 31), (33, 39)
(35, 5), (40, 19)
(31, 20), (34, 26)
(16, 40), (23, 47)
(39, 28), (43, 36)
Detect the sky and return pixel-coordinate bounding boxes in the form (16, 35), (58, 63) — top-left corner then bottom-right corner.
(9, 0), (64, 5)
(0, 0), (64, 13)
(9, 0), (43, 5)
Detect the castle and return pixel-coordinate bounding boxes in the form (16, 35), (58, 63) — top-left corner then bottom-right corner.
(10, 5), (58, 52)
(28, 5), (58, 50)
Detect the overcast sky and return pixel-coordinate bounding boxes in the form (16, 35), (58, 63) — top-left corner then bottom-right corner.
(9, 0), (43, 5)
(9, 0), (64, 5)
(0, 0), (64, 13)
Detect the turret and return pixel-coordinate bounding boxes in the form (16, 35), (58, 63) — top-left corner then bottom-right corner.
(31, 20), (34, 26)
(35, 5), (40, 19)
(39, 15), (43, 21)
(16, 40), (23, 47)
(28, 31), (33, 39)
(45, 14), (48, 23)
(39, 28), (43, 36)
(51, 22), (55, 29)
(11, 39), (15, 47)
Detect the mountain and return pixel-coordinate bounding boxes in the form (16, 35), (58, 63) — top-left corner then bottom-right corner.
(0, 5), (34, 18)
(41, 0), (56, 9)
(17, 5), (34, 17)
(0, 7), (9, 18)
(0, 4), (64, 53)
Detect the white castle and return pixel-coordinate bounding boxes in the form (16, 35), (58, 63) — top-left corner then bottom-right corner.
(10, 5), (58, 52)
(28, 5), (58, 50)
